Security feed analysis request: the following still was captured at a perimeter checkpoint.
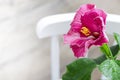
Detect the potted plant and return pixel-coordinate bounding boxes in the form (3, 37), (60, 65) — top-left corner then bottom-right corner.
(62, 4), (120, 80)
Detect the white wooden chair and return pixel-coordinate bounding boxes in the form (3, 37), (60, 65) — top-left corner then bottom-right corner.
(36, 13), (120, 80)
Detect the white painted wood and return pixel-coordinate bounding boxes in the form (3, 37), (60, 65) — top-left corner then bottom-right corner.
(36, 13), (75, 38)
(36, 13), (120, 39)
(51, 36), (60, 80)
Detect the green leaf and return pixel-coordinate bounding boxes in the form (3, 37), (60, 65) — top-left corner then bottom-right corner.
(114, 33), (120, 49)
(62, 58), (97, 80)
(110, 45), (119, 57)
(99, 60), (120, 80)
(115, 60), (120, 67)
(100, 44), (113, 59)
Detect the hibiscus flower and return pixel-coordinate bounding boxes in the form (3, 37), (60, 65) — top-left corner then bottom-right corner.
(64, 4), (108, 58)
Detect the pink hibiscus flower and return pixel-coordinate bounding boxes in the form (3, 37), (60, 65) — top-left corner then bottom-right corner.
(64, 4), (108, 58)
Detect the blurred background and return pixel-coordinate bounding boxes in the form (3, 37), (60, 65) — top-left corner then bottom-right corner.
(0, 0), (120, 80)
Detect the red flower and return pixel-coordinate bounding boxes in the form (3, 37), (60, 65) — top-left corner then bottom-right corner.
(64, 4), (108, 58)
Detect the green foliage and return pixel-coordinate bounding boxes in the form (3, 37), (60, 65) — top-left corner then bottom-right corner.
(94, 44), (119, 64)
(99, 60), (120, 80)
(100, 44), (113, 59)
(62, 33), (120, 80)
(62, 58), (96, 80)
(114, 33), (120, 49)
(62, 44), (120, 80)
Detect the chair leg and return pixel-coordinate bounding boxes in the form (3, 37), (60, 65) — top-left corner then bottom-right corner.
(51, 36), (60, 80)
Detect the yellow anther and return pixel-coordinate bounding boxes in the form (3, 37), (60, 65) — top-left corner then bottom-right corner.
(80, 27), (91, 36)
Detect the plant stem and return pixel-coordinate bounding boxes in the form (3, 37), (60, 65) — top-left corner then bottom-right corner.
(100, 44), (114, 59)
(94, 44), (119, 64)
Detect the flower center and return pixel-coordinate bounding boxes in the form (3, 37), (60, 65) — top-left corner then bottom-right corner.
(80, 27), (91, 36)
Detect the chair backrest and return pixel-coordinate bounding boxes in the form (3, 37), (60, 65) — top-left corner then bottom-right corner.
(36, 13), (120, 80)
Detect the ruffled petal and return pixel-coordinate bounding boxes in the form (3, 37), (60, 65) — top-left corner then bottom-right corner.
(81, 11), (100, 32)
(95, 9), (107, 24)
(70, 37), (94, 58)
(72, 4), (95, 23)
(64, 33), (80, 44)
(64, 22), (82, 44)
(70, 44), (86, 58)
(93, 17), (109, 45)
(94, 32), (109, 46)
